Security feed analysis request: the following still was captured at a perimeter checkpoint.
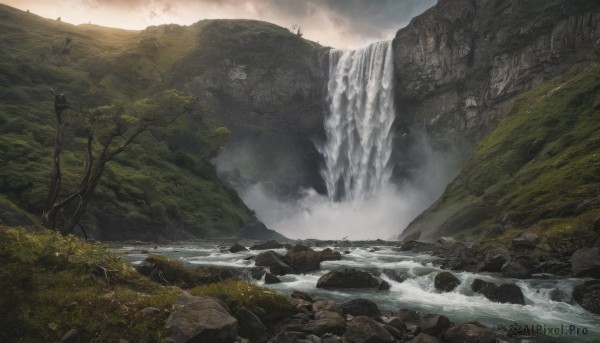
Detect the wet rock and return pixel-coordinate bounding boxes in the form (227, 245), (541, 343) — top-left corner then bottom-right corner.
(420, 314), (451, 336)
(237, 307), (269, 343)
(304, 334), (323, 343)
(572, 280), (600, 314)
(381, 323), (404, 340)
(399, 240), (435, 252)
(255, 251), (286, 266)
(343, 316), (393, 343)
(312, 300), (342, 314)
(344, 250), (351, 254)
(250, 240), (284, 250)
(444, 321), (495, 343)
(470, 279), (498, 299)
(410, 333), (440, 343)
(570, 247), (600, 278)
(341, 299), (381, 317)
(493, 284), (526, 305)
(434, 271), (461, 292)
(593, 216), (600, 232)
(264, 273), (281, 284)
(229, 243), (247, 253)
(291, 290), (314, 303)
(286, 250), (321, 273)
(240, 222), (287, 241)
(501, 261), (531, 278)
(382, 317), (407, 332)
(302, 311), (346, 336)
(288, 244), (314, 253)
(321, 334), (344, 343)
(381, 269), (409, 283)
(481, 252), (508, 272)
(549, 288), (570, 303)
(319, 248), (342, 262)
(166, 294), (238, 343)
(250, 267), (266, 280)
(269, 261), (295, 276)
(379, 280), (391, 291)
(512, 232), (540, 249)
(317, 270), (380, 289)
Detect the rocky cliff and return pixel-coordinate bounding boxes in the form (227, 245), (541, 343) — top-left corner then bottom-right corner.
(394, 0), (600, 240)
(392, 0), (600, 141)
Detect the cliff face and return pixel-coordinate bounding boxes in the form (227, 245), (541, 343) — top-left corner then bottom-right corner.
(392, 0), (600, 141)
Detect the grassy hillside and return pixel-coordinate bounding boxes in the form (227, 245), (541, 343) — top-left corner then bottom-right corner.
(402, 63), (600, 245)
(0, 4), (260, 240)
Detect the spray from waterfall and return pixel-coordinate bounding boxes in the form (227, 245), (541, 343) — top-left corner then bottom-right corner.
(321, 41), (395, 200)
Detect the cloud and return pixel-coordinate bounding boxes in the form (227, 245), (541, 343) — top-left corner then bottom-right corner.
(2, 0), (436, 48)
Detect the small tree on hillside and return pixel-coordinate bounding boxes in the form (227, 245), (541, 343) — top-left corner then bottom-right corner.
(42, 89), (195, 235)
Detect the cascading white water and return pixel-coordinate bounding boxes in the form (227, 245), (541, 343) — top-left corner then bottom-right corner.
(321, 41), (396, 200)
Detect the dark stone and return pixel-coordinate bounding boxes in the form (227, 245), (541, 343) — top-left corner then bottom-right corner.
(237, 307), (269, 343)
(291, 290), (314, 302)
(399, 240), (435, 252)
(166, 294), (238, 343)
(549, 289), (570, 303)
(434, 272), (461, 292)
(344, 250), (351, 254)
(493, 284), (526, 305)
(269, 261), (294, 276)
(481, 253), (508, 272)
(286, 250), (321, 273)
(250, 240), (284, 250)
(302, 311), (346, 336)
(443, 322), (495, 343)
(593, 216), (600, 232)
(229, 242), (247, 253)
(471, 279), (498, 299)
(139, 307), (160, 316)
(512, 232), (540, 249)
(254, 250), (293, 275)
(572, 280), (600, 314)
(250, 267), (266, 280)
(317, 270), (380, 289)
(322, 334), (344, 343)
(264, 272), (281, 284)
(320, 248), (342, 262)
(420, 314), (451, 336)
(341, 299), (381, 317)
(343, 316), (394, 343)
(240, 222), (287, 241)
(379, 280), (391, 291)
(410, 333), (440, 343)
(288, 244), (314, 254)
(382, 269), (409, 283)
(436, 237), (463, 250)
(570, 247), (600, 278)
(312, 300), (342, 314)
(501, 261), (531, 278)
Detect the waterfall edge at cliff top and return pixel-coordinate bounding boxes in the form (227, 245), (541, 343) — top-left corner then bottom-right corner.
(320, 41), (396, 201)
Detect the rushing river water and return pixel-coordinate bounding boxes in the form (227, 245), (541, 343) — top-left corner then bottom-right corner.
(116, 244), (600, 342)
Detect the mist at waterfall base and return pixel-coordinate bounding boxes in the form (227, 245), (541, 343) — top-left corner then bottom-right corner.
(215, 42), (464, 240)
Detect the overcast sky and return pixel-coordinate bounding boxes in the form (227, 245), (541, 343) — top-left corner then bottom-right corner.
(2, 0), (436, 49)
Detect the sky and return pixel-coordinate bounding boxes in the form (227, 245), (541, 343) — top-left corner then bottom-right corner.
(1, 0), (436, 49)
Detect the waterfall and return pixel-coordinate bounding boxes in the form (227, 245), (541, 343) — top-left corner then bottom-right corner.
(321, 41), (396, 201)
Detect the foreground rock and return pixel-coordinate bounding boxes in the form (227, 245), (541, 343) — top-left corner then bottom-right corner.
(572, 280), (600, 314)
(302, 311), (346, 336)
(340, 299), (380, 317)
(434, 272), (461, 292)
(237, 307), (269, 343)
(317, 270), (384, 290)
(570, 247), (600, 278)
(166, 294), (238, 343)
(471, 279), (525, 305)
(444, 321), (495, 343)
(344, 316), (393, 343)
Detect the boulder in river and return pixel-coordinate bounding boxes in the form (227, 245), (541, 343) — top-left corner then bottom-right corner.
(570, 247), (600, 278)
(317, 270), (381, 289)
(434, 271), (461, 292)
(286, 250), (321, 273)
(343, 316), (393, 343)
(320, 248), (342, 262)
(254, 250), (294, 275)
(471, 279), (525, 305)
(443, 321), (495, 343)
(572, 280), (600, 314)
(166, 294), (238, 343)
(250, 240), (284, 250)
(264, 272), (281, 284)
(399, 240), (435, 252)
(228, 242), (247, 253)
(341, 299), (380, 317)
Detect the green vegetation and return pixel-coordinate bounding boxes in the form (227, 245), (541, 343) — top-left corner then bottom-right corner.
(0, 4), (257, 239)
(405, 63), (600, 246)
(191, 279), (294, 313)
(0, 226), (180, 342)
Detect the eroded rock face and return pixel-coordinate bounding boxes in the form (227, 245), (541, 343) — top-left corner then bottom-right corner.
(166, 294), (238, 343)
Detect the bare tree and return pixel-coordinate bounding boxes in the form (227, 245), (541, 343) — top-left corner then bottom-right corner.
(42, 89), (195, 235)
